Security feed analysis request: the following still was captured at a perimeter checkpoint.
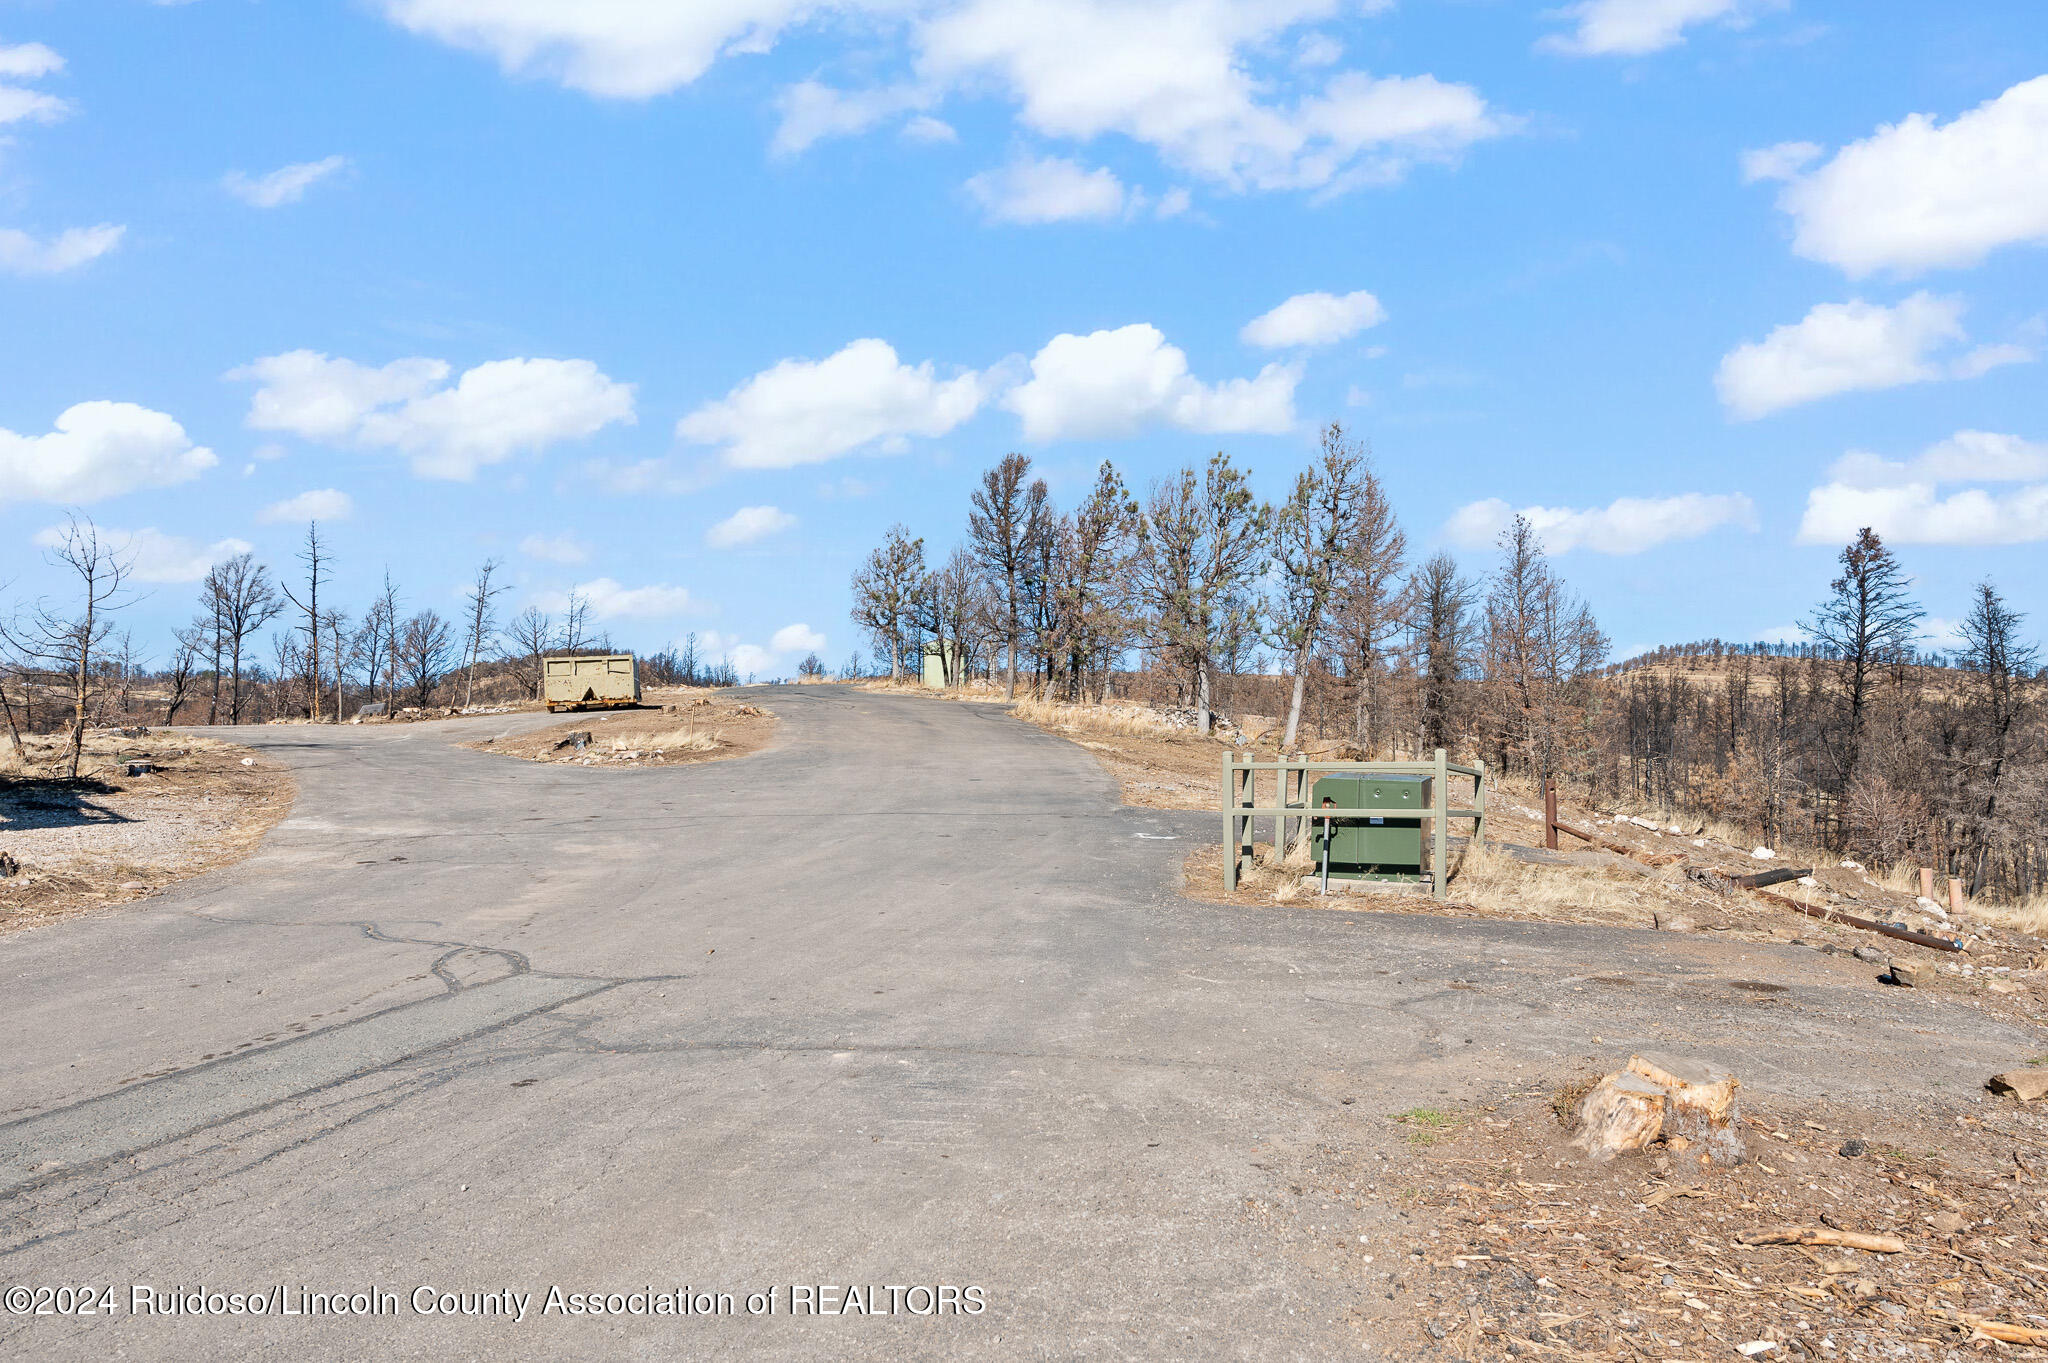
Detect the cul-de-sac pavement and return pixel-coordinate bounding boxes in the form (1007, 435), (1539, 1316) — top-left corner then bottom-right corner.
(1, 687), (2029, 1359)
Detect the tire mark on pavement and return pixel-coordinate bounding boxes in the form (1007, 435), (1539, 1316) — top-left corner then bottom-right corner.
(0, 972), (624, 1199)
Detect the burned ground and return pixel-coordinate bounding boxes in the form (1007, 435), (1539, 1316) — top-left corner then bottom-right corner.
(458, 692), (777, 769)
(0, 730), (293, 935)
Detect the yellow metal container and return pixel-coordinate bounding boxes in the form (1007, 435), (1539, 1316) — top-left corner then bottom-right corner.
(544, 654), (641, 712)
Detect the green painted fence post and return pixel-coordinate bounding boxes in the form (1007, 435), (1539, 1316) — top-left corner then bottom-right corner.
(1432, 746), (1449, 901)
(1221, 752), (1237, 891)
(1474, 759), (1487, 850)
(1238, 761), (1254, 866)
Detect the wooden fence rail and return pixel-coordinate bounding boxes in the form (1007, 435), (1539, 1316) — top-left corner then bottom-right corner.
(1223, 748), (1486, 901)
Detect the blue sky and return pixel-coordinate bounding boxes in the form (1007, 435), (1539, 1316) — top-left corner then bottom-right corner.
(2, 0), (2044, 675)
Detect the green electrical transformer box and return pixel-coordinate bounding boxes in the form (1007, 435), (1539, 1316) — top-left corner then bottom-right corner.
(1309, 773), (1431, 881)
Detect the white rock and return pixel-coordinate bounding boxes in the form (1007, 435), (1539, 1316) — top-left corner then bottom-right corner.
(240, 757), (254, 767)
(1750, 846), (1775, 860)
(1798, 876), (1818, 887)
(1667, 825), (1682, 834)
(1691, 838), (1708, 848)
(1839, 859), (1863, 871)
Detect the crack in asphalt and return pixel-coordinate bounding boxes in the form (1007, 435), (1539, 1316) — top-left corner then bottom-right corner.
(0, 908), (683, 1202)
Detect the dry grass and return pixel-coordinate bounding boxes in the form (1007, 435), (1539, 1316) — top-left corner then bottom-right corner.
(461, 700), (775, 769)
(856, 677), (1010, 703)
(0, 727), (231, 778)
(1446, 839), (1663, 923)
(1, 729), (294, 934)
(633, 728), (721, 753)
(1959, 891), (2048, 936)
(1007, 694), (1182, 738)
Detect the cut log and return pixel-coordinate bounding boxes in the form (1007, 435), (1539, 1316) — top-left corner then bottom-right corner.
(1629, 1054), (1745, 1164)
(1737, 1226), (1905, 1253)
(1572, 1071), (1666, 1161)
(1988, 1070), (2048, 1102)
(1685, 866), (1736, 896)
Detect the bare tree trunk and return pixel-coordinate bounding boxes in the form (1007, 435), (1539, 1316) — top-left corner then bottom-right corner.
(0, 676), (27, 765)
(1282, 652), (1309, 750)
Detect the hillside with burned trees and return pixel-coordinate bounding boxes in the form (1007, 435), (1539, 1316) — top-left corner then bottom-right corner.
(851, 434), (2043, 906)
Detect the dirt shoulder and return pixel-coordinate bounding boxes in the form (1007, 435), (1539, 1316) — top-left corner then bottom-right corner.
(1383, 1077), (2048, 1359)
(999, 692), (2048, 1037)
(0, 729), (294, 935)
(458, 692), (776, 769)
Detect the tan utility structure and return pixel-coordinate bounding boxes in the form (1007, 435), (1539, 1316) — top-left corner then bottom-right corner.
(544, 654), (642, 712)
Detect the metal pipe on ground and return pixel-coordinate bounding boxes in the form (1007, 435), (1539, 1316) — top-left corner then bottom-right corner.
(1730, 867), (1811, 890)
(1547, 813), (1684, 867)
(1749, 887), (1963, 953)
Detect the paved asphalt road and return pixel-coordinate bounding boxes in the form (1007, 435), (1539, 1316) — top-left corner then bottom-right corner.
(0, 686), (2035, 1359)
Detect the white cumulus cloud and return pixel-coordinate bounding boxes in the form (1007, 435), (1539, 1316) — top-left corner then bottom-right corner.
(0, 401), (216, 503)
(232, 350), (635, 480)
(519, 532), (588, 564)
(1445, 491), (1757, 555)
(966, 155), (1129, 224)
(1539, 0), (1759, 57)
(223, 156), (349, 208)
(918, 4), (1506, 194)
(377, 0), (840, 99)
(0, 41), (68, 126)
(707, 505), (797, 549)
(533, 577), (695, 620)
(1761, 75), (2048, 277)
(770, 622), (827, 653)
(0, 42), (64, 81)
(1713, 293), (2028, 420)
(382, 1), (1504, 201)
(678, 338), (989, 469)
(1798, 430), (2048, 546)
(1241, 289), (1386, 348)
(0, 224), (123, 276)
(1003, 323), (1298, 442)
(257, 488), (355, 524)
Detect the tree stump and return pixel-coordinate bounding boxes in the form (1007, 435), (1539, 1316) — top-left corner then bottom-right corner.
(1573, 1054), (1745, 1164)
(1571, 1072), (1668, 1160)
(1629, 1054), (1744, 1164)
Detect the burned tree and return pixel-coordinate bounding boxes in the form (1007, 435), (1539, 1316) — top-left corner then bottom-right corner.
(1133, 453), (1268, 735)
(196, 553), (284, 723)
(968, 453), (1051, 701)
(850, 525), (926, 682)
(459, 558), (506, 709)
(0, 516), (135, 777)
(1267, 423), (1375, 751)
(1802, 527), (1923, 798)
(279, 522), (333, 722)
(1410, 551), (1476, 756)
